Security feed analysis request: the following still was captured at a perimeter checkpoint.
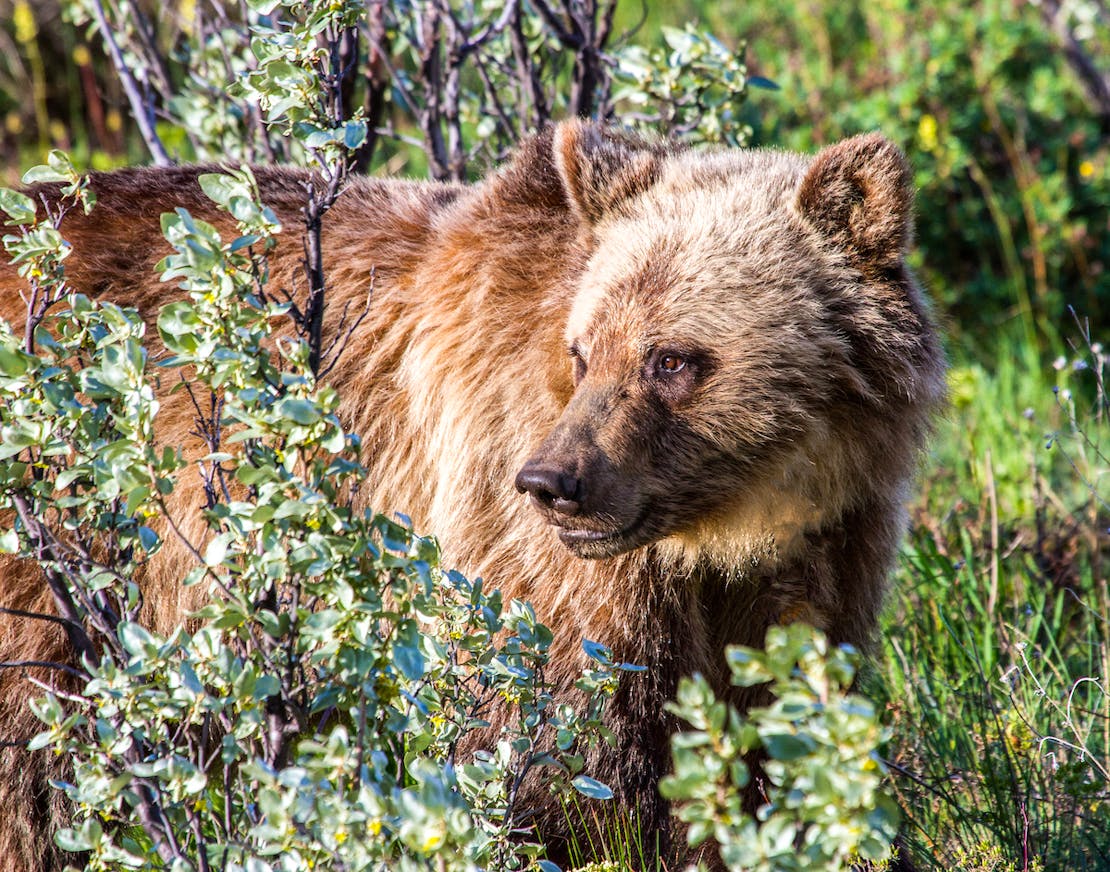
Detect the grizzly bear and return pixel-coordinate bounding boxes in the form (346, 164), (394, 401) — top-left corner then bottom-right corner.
(0, 120), (944, 870)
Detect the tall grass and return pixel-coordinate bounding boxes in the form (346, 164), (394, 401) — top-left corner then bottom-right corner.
(563, 800), (666, 872)
(876, 329), (1110, 871)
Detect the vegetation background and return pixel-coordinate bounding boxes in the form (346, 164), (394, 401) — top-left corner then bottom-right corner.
(0, 0), (1107, 869)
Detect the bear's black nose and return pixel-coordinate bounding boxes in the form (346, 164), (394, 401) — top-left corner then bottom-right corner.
(514, 464), (582, 516)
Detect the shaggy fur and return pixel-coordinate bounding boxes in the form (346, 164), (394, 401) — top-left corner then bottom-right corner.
(0, 121), (945, 870)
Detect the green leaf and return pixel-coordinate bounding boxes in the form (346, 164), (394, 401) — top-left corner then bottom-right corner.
(198, 173), (239, 207)
(229, 234), (262, 252)
(238, 464), (277, 486)
(726, 645), (774, 686)
(157, 301), (203, 340)
(253, 674), (280, 700)
(394, 641), (425, 681)
(27, 729), (54, 752)
(0, 188), (37, 224)
(761, 731), (816, 761)
(54, 827), (94, 852)
(571, 775), (613, 800)
(204, 536), (229, 567)
(138, 526), (160, 553)
(0, 344), (34, 377)
(343, 120), (368, 150)
(21, 165), (68, 185)
(118, 621), (159, 658)
(748, 75), (780, 90)
(276, 397), (321, 425)
(294, 122), (338, 149)
(581, 638), (612, 664)
(0, 529), (19, 553)
(46, 150), (77, 177)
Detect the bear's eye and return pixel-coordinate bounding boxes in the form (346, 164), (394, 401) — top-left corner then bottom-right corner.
(657, 353), (686, 375)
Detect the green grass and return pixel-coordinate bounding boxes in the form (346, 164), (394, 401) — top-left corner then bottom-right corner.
(873, 331), (1110, 871)
(563, 799), (666, 872)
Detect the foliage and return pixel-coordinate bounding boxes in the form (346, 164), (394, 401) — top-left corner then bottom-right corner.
(52, 0), (753, 180)
(4, 1), (1109, 870)
(661, 624), (900, 872)
(0, 156), (632, 869)
(5, 1), (1107, 344)
(613, 24), (773, 146)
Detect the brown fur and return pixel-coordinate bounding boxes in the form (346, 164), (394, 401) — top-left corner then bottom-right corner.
(0, 122), (944, 870)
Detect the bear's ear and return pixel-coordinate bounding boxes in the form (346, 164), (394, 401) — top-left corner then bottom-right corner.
(796, 133), (914, 269)
(553, 119), (662, 225)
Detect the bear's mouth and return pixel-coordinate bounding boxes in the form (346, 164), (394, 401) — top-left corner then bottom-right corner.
(555, 508), (654, 558)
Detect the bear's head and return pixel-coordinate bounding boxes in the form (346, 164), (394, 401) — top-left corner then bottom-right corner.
(515, 121), (942, 565)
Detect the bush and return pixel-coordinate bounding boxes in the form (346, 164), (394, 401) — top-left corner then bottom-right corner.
(0, 154), (636, 870)
(662, 624), (900, 872)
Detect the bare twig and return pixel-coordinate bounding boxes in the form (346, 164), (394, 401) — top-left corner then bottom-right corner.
(416, 5), (450, 180)
(10, 495), (96, 666)
(88, 0), (172, 166)
(0, 605), (82, 631)
(301, 162), (349, 376)
(510, 5), (550, 131)
(1038, 0), (1110, 122)
(530, 0), (577, 46)
(0, 660), (86, 679)
(125, 0), (173, 98)
(357, 1), (392, 173)
(318, 275), (375, 381)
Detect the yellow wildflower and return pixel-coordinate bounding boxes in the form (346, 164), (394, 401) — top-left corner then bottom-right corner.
(13, 1), (37, 45)
(917, 114), (938, 152)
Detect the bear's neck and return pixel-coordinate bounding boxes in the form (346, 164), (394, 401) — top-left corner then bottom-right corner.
(581, 502), (893, 694)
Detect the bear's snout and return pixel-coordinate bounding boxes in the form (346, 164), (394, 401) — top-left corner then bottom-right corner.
(514, 447), (655, 559)
(514, 463), (582, 517)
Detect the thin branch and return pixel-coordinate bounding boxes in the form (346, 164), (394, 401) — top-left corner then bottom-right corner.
(318, 276), (375, 380)
(300, 163), (349, 376)
(88, 0), (172, 165)
(125, 0), (173, 97)
(357, 1), (392, 173)
(1039, 0), (1110, 121)
(471, 52), (518, 148)
(417, 5), (450, 180)
(27, 675), (90, 704)
(530, 0), (577, 46)
(0, 605), (83, 631)
(373, 125), (425, 151)
(510, 4), (549, 130)
(10, 495), (96, 666)
(596, 0), (619, 46)
(0, 660), (85, 679)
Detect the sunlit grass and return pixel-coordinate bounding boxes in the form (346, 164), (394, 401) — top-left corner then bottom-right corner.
(876, 329), (1110, 870)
